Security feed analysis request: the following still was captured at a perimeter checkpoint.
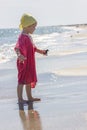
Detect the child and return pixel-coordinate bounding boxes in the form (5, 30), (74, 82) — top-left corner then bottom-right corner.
(15, 13), (48, 104)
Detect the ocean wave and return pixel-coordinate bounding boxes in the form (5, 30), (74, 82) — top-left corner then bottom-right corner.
(0, 43), (16, 63)
(0, 25), (87, 63)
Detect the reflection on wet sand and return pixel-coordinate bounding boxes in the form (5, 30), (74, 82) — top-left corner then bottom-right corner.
(18, 102), (42, 130)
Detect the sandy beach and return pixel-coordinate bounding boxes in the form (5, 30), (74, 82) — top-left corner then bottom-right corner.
(0, 50), (87, 130)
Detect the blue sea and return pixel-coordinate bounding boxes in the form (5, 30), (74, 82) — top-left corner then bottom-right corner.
(0, 25), (87, 63)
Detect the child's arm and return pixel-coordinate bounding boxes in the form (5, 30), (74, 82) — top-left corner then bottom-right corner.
(15, 48), (26, 62)
(36, 48), (49, 55)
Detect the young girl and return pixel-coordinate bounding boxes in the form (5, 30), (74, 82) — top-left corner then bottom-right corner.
(15, 13), (48, 103)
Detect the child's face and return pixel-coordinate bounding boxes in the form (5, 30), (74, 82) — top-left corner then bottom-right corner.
(27, 23), (37, 34)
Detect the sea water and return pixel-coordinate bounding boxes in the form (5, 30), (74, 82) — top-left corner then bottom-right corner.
(0, 25), (87, 63)
(0, 25), (87, 100)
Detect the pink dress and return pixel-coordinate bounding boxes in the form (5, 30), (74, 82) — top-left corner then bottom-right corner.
(15, 33), (37, 88)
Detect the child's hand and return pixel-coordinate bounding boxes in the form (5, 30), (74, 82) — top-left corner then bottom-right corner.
(18, 54), (26, 63)
(43, 49), (49, 55)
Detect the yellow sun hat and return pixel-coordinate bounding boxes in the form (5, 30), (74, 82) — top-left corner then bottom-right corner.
(19, 13), (37, 30)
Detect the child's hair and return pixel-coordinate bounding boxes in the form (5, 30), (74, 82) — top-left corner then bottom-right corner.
(19, 13), (37, 30)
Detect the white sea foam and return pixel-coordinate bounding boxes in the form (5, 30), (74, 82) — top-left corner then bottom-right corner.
(0, 25), (87, 63)
(0, 43), (16, 63)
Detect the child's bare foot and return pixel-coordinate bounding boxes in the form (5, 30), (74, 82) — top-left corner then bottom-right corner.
(18, 98), (41, 104)
(18, 99), (29, 104)
(29, 98), (41, 102)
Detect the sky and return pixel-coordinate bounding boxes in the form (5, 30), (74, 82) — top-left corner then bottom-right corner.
(0, 0), (87, 28)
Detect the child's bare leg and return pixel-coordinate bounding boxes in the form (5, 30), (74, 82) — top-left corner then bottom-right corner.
(17, 84), (24, 102)
(25, 84), (33, 100)
(25, 84), (41, 101)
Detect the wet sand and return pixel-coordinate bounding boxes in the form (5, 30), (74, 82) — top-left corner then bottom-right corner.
(0, 53), (87, 130)
(0, 85), (87, 130)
